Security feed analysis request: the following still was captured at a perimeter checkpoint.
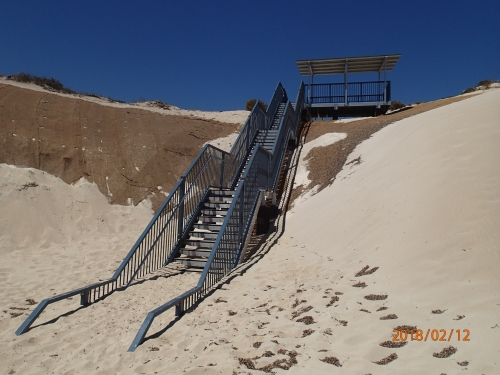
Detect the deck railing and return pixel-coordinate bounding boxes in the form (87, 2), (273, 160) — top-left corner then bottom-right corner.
(306, 80), (391, 105)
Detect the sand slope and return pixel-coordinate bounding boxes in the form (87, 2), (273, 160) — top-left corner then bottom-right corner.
(0, 89), (499, 374)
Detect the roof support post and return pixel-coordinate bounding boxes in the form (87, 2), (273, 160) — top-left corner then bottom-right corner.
(383, 57), (387, 103)
(378, 70), (381, 106)
(308, 62), (312, 105)
(344, 59), (348, 106)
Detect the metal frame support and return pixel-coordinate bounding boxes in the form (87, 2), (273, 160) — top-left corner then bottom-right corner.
(238, 181), (245, 246)
(267, 151), (271, 191)
(80, 290), (90, 306)
(344, 59), (348, 106)
(177, 177), (186, 238)
(308, 62), (312, 105)
(219, 154), (225, 188)
(175, 303), (184, 317)
(383, 57), (387, 103)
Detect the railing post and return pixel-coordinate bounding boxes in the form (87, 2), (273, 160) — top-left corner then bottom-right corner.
(219, 154), (225, 188)
(177, 176), (186, 238)
(383, 58), (387, 103)
(267, 152), (271, 191)
(239, 180), (245, 247)
(80, 290), (90, 306)
(175, 302), (184, 317)
(344, 59), (348, 105)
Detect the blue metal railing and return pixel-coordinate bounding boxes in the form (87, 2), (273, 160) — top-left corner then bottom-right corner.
(306, 81), (391, 105)
(128, 82), (305, 351)
(17, 80), (306, 352)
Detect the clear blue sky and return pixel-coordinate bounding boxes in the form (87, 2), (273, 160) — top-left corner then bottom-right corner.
(1, 0), (498, 111)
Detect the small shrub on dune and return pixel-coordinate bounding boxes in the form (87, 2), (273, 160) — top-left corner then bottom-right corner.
(7, 72), (126, 102)
(477, 79), (495, 88)
(388, 100), (405, 111)
(8, 72), (75, 94)
(462, 87), (476, 94)
(245, 98), (268, 111)
(462, 79), (497, 94)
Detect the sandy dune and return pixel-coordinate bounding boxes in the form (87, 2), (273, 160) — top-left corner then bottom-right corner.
(0, 88), (499, 374)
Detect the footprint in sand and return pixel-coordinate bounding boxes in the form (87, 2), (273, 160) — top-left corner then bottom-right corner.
(433, 346), (457, 358)
(302, 329), (315, 337)
(380, 340), (407, 348)
(373, 353), (398, 365)
(291, 306), (313, 319)
(296, 316), (315, 325)
(380, 314), (398, 320)
(352, 281), (367, 288)
(355, 265), (379, 277)
(431, 309), (447, 314)
(326, 296), (340, 307)
(364, 294), (388, 301)
(291, 298), (306, 308)
(320, 356), (342, 367)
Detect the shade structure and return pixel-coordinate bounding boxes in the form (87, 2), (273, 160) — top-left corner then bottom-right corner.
(296, 54), (401, 76)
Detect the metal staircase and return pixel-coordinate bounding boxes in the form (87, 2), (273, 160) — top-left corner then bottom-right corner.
(15, 81), (306, 352)
(174, 188), (236, 271)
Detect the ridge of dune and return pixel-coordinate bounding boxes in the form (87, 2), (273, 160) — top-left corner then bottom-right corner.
(0, 77), (249, 124)
(0, 89), (498, 374)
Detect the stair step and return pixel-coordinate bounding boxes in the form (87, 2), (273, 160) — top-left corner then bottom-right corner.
(192, 222), (223, 231)
(207, 198), (233, 204)
(198, 216), (238, 225)
(183, 239), (215, 249)
(175, 258), (228, 269)
(175, 258), (207, 268)
(200, 209), (228, 216)
(208, 190), (236, 197)
(184, 267), (203, 273)
(204, 202), (231, 209)
(189, 231), (218, 240)
(179, 248), (211, 257)
(198, 215), (225, 223)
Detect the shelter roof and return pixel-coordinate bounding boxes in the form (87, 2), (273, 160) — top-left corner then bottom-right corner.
(296, 54), (401, 76)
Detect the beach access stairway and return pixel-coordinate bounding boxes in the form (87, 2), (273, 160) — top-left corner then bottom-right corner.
(16, 81), (306, 352)
(174, 127), (282, 271)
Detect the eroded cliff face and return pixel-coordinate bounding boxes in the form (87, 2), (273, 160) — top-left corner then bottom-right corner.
(0, 83), (237, 210)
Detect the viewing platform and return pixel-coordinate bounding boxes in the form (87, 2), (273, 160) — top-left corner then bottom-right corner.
(296, 54), (401, 118)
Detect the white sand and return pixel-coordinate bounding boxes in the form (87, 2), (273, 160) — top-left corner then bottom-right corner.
(204, 131), (240, 152)
(0, 77), (249, 125)
(1, 89), (499, 374)
(0, 164), (153, 251)
(335, 117), (370, 123)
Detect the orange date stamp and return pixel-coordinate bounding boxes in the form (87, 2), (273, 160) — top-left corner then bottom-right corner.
(392, 329), (470, 342)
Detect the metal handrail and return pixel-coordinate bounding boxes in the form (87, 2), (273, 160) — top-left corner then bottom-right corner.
(129, 145), (272, 351)
(128, 82), (305, 351)
(16, 144), (226, 335)
(17, 80), (306, 351)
